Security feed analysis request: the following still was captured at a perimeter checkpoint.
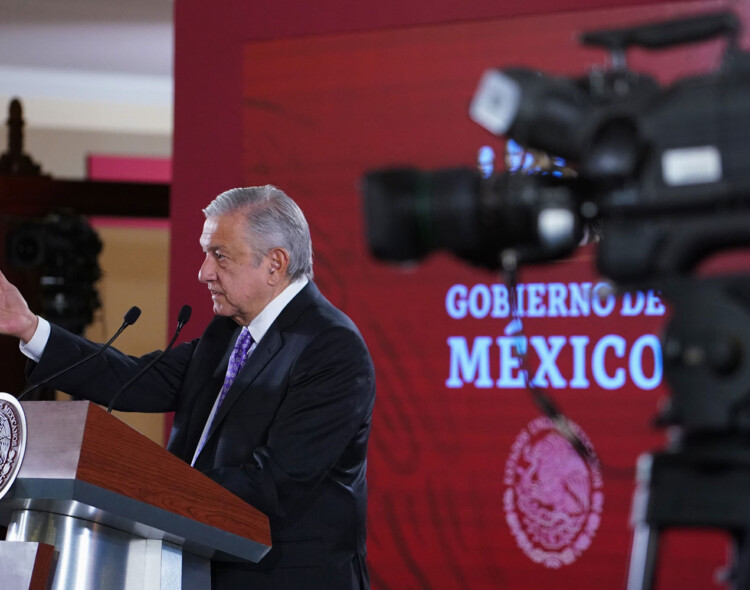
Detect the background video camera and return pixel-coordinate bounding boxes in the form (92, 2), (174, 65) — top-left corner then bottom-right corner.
(7, 211), (102, 335)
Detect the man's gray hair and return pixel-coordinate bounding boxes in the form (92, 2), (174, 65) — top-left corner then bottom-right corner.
(203, 185), (313, 280)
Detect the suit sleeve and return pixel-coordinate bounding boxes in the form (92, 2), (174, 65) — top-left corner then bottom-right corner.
(26, 323), (196, 412)
(205, 325), (376, 519)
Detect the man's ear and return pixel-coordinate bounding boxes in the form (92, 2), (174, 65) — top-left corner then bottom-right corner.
(267, 247), (290, 285)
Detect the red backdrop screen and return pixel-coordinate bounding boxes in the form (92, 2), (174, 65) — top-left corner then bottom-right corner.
(239, 2), (745, 587)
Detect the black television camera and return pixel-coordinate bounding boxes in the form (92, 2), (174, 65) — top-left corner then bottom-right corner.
(364, 11), (750, 282)
(362, 12), (750, 589)
(7, 211), (102, 335)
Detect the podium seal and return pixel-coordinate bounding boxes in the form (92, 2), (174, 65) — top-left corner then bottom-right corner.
(0, 392), (27, 500)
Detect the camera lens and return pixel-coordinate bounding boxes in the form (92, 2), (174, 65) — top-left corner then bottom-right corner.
(362, 167), (482, 264)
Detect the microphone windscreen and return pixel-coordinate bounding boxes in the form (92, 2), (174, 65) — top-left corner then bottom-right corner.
(124, 306), (142, 325)
(177, 305), (192, 325)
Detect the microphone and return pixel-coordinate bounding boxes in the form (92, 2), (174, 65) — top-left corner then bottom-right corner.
(106, 305), (192, 413)
(18, 306), (142, 401)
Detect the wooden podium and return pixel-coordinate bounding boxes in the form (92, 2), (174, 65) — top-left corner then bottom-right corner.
(0, 401), (271, 590)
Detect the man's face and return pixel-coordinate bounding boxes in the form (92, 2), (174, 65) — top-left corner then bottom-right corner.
(198, 211), (274, 325)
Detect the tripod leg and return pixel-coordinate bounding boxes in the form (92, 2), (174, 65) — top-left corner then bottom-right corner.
(627, 523), (660, 590)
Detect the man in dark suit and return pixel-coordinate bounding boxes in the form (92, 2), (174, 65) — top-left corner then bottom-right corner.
(0, 185), (376, 589)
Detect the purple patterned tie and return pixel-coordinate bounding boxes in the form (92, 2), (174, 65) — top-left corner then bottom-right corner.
(191, 327), (254, 464)
(190, 328), (255, 465)
(216, 327), (254, 409)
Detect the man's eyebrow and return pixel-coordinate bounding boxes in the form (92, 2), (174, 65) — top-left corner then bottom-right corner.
(205, 244), (232, 257)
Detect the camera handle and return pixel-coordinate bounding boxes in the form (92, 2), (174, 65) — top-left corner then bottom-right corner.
(582, 11), (739, 52)
(581, 11), (739, 71)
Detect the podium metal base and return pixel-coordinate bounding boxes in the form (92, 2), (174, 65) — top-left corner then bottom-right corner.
(5, 510), (211, 590)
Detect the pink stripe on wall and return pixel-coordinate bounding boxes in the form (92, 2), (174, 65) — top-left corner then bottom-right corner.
(87, 154), (172, 183)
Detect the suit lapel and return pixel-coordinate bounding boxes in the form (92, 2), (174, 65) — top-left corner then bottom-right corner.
(173, 317), (237, 459)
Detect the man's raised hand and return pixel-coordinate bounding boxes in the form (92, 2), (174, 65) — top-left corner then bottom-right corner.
(0, 270), (38, 342)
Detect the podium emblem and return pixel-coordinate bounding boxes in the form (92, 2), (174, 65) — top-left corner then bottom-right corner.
(0, 392), (27, 500)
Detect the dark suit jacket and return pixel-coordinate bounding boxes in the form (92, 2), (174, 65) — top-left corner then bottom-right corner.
(28, 282), (375, 590)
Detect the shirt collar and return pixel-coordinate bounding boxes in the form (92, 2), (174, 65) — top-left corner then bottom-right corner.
(247, 277), (308, 344)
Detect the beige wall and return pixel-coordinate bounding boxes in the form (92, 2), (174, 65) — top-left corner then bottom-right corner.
(58, 220), (171, 446)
